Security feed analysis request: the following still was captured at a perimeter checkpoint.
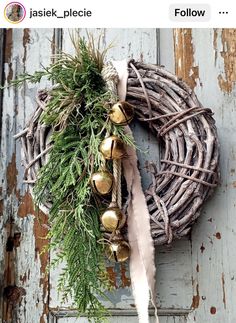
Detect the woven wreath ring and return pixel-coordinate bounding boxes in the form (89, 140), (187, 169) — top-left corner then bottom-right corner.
(16, 60), (219, 245)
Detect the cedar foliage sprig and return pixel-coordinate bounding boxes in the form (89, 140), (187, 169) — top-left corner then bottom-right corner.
(10, 36), (134, 322)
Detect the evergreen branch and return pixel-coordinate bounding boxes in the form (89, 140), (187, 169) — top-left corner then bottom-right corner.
(9, 36), (135, 322)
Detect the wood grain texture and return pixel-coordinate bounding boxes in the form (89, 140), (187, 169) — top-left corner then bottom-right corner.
(172, 28), (236, 323)
(173, 29), (199, 89)
(52, 316), (187, 323)
(0, 28), (55, 323)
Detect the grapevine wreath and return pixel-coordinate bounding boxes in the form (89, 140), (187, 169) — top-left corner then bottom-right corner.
(13, 37), (219, 322)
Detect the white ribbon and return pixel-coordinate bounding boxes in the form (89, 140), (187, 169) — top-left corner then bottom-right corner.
(112, 60), (159, 323)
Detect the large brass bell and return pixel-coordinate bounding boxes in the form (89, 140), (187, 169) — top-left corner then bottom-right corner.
(99, 135), (126, 160)
(90, 170), (114, 195)
(100, 205), (126, 232)
(109, 101), (134, 125)
(106, 234), (130, 263)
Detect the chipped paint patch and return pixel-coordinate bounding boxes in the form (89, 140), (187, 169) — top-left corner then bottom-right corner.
(106, 266), (118, 289)
(4, 29), (13, 83)
(6, 153), (18, 195)
(1, 28), (56, 323)
(0, 195), (3, 216)
(33, 209), (49, 273)
(120, 263), (131, 288)
(222, 273), (226, 309)
(218, 29), (236, 93)
(210, 306), (217, 314)
(17, 190), (49, 276)
(191, 284), (200, 309)
(18, 190), (35, 218)
(214, 232), (221, 240)
(23, 29), (30, 64)
(2, 225), (21, 321)
(200, 243), (205, 253)
(173, 28), (199, 89)
(33, 201), (49, 322)
(213, 29), (219, 64)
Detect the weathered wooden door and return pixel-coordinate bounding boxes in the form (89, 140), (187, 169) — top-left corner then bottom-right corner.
(0, 28), (235, 323)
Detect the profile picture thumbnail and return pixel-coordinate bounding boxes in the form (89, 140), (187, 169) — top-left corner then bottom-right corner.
(4, 2), (26, 24)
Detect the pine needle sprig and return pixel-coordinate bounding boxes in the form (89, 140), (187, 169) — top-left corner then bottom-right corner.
(9, 36), (135, 322)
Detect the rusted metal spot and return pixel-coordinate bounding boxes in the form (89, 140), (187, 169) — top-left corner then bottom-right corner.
(218, 29), (236, 93)
(23, 28), (30, 64)
(173, 28), (199, 89)
(210, 306), (217, 314)
(222, 273), (226, 309)
(233, 181), (236, 188)
(6, 153), (18, 195)
(4, 29), (13, 83)
(200, 243), (205, 253)
(106, 266), (118, 288)
(214, 232), (221, 240)
(120, 263), (131, 288)
(191, 284), (200, 309)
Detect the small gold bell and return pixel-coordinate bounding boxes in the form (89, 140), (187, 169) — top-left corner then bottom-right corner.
(90, 170), (114, 195)
(100, 205), (126, 232)
(106, 235), (130, 263)
(99, 135), (126, 160)
(109, 101), (134, 125)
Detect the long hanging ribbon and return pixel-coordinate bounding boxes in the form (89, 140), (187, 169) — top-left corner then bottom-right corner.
(112, 60), (159, 323)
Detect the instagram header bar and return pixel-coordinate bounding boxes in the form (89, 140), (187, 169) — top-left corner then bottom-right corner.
(0, 0), (234, 27)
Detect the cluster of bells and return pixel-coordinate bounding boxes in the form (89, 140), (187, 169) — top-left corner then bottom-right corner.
(90, 101), (134, 263)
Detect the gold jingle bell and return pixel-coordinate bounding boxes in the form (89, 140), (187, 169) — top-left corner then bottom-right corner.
(100, 206), (126, 232)
(90, 170), (114, 195)
(99, 135), (126, 160)
(109, 101), (134, 125)
(106, 235), (130, 263)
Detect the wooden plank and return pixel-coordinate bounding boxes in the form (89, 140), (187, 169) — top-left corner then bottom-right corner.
(49, 239), (193, 311)
(0, 28), (56, 323)
(190, 28), (236, 323)
(0, 29), (5, 146)
(52, 315), (187, 323)
(172, 28), (236, 323)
